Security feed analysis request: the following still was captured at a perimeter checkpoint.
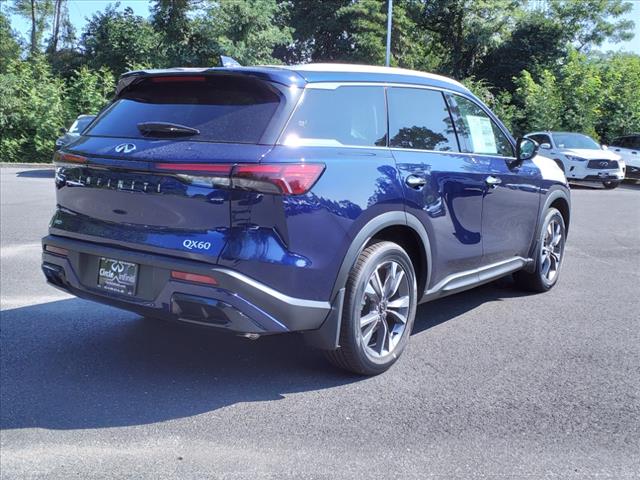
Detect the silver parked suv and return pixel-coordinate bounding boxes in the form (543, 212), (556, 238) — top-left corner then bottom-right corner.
(526, 131), (625, 189)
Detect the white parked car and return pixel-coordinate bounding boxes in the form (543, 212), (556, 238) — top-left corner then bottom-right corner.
(608, 134), (640, 182)
(525, 131), (625, 189)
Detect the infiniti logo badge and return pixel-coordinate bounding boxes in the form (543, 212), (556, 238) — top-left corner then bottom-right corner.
(115, 143), (136, 154)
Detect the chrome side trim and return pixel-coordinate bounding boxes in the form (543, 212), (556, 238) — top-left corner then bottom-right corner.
(212, 268), (331, 310)
(421, 257), (530, 302)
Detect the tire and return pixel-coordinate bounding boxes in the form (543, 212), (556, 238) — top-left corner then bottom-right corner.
(514, 207), (566, 293)
(325, 241), (417, 375)
(602, 180), (620, 189)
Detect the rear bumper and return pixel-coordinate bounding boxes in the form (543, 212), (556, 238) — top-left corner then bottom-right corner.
(41, 235), (332, 336)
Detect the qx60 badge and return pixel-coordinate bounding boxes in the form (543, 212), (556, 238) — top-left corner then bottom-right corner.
(115, 143), (136, 154)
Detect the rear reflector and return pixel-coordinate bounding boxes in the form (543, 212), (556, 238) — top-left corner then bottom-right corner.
(154, 162), (325, 195)
(44, 245), (69, 256)
(171, 271), (217, 286)
(53, 151), (87, 164)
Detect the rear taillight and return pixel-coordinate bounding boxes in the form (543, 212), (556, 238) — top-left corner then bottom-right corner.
(44, 245), (69, 256)
(171, 270), (217, 286)
(53, 151), (87, 165)
(155, 163), (325, 195)
(233, 163), (325, 195)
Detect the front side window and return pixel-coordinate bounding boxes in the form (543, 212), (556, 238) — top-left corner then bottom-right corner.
(449, 95), (514, 157)
(280, 86), (386, 147)
(387, 87), (458, 152)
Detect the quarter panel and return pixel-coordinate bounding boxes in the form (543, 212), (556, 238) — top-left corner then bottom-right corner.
(217, 145), (405, 301)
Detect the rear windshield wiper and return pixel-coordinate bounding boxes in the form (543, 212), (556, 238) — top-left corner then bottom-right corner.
(137, 122), (200, 136)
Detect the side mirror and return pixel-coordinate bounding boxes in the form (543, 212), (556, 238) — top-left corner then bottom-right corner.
(514, 137), (539, 165)
(601, 144), (608, 150)
(540, 142), (551, 149)
(59, 127), (67, 135)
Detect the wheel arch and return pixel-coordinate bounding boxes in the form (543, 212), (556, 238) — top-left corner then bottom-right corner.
(305, 211), (432, 351)
(525, 186), (571, 272)
(330, 211), (432, 302)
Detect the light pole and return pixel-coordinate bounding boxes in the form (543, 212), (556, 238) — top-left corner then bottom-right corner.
(385, 0), (393, 67)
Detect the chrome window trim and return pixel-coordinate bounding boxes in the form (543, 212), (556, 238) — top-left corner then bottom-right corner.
(276, 81), (516, 159)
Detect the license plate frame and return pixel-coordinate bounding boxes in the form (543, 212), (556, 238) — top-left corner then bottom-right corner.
(97, 257), (139, 296)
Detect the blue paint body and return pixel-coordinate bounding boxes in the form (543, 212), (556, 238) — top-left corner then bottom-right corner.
(42, 65), (569, 339)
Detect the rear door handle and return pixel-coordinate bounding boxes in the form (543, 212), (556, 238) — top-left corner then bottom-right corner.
(485, 175), (502, 188)
(405, 174), (426, 189)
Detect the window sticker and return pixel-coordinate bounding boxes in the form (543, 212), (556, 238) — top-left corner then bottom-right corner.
(466, 115), (497, 154)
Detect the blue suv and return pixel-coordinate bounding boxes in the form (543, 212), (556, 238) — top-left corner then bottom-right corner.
(42, 64), (570, 375)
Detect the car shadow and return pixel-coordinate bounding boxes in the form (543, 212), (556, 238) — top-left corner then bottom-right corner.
(15, 168), (54, 178)
(413, 275), (529, 334)
(0, 277), (527, 431)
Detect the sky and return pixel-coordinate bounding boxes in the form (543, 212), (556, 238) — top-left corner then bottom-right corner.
(4, 0), (640, 55)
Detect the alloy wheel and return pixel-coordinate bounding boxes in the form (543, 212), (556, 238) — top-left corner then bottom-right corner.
(359, 260), (410, 358)
(540, 218), (564, 283)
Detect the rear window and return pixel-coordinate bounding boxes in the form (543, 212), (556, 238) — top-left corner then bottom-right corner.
(280, 86), (386, 147)
(86, 76), (281, 144)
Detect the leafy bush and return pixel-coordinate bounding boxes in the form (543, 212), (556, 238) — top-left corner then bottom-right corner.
(0, 57), (115, 163)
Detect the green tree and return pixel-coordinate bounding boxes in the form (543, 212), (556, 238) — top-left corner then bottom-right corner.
(477, 12), (568, 91)
(10, 0), (54, 56)
(593, 53), (640, 141)
(81, 5), (162, 75)
(65, 65), (115, 122)
(196, 0), (292, 65)
(0, 55), (65, 162)
(0, 11), (22, 72)
(546, 0), (635, 52)
(419, 0), (521, 79)
(280, 0), (433, 69)
(151, 0), (203, 67)
(513, 69), (564, 135)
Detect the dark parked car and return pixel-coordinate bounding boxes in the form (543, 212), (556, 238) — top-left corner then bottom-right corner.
(42, 64), (571, 374)
(55, 114), (96, 150)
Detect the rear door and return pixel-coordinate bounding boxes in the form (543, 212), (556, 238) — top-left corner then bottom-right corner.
(446, 94), (541, 265)
(52, 74), (289, 262)
(389, 87), (485, 287)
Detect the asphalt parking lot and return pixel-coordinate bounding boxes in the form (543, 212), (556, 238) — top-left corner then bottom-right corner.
(1, 166), (639, 479)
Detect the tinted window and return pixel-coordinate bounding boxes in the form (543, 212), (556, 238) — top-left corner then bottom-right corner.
(87, 76), (281, 144)
(529, 134), (551, 145)
(551, 133), (600, 150)
(450, 95), (514, 157)
(387, 88), (458, 151)
(611, 137), (629, 148)
(613, 136), (640, 149)
(281, 86), (386, 147)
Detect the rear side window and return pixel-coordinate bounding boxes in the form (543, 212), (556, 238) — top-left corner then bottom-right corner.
(449, 94), (514, 157)
(86, 76), (281, 144)
(280, 86), (386, 147)
(387, 87), (458, 152)
(613, 136), (640, 149)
